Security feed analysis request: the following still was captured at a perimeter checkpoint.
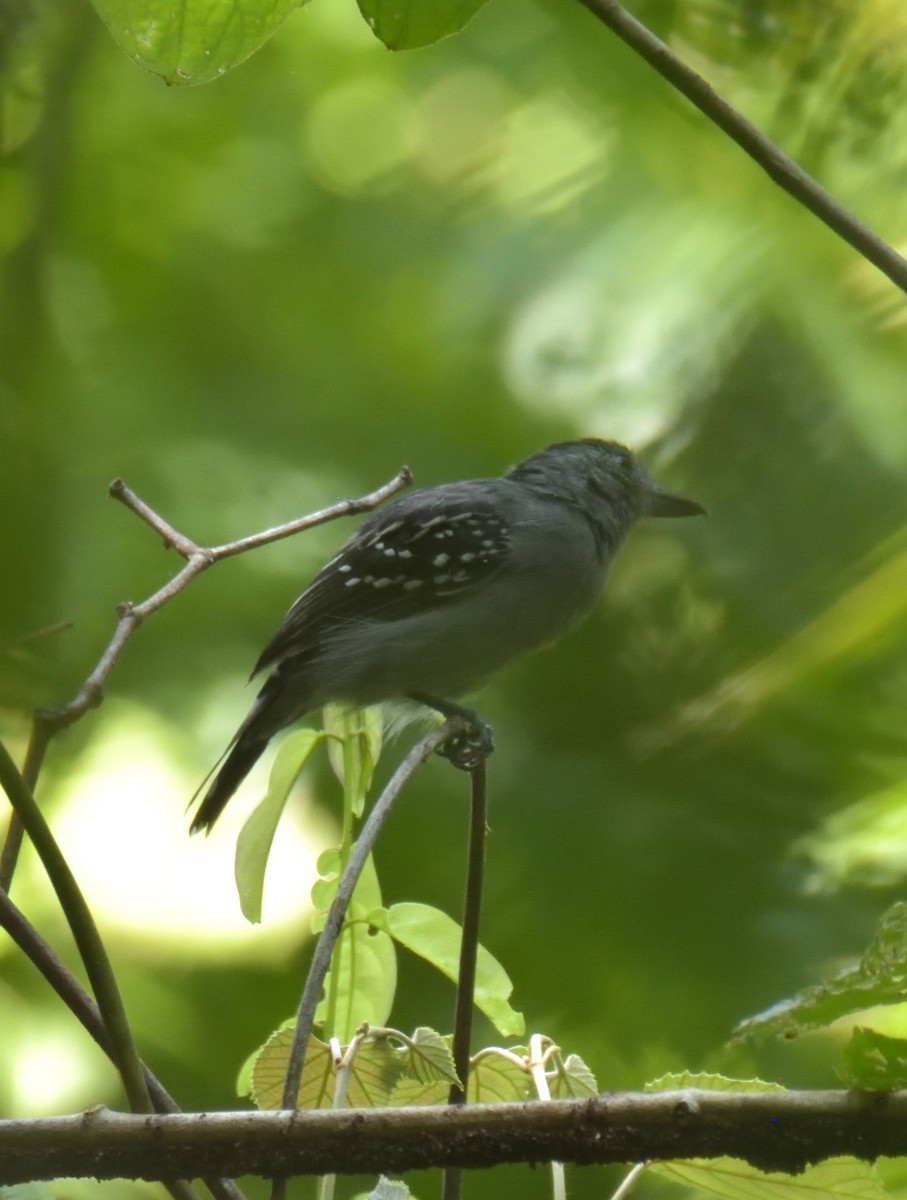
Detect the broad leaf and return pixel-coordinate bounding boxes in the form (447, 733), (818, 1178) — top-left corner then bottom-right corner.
(651, 1156), (889, 1200)
(250, 1027), (401, 1108)
(356, 0), (490, 50)
(88, 0), (306, 85)
(398, 1026), (460, 1086)
(315, 919), (397, 1043)
(234, 728), (323, 922)
(733, 903), (907, 1043)
(376, 902), (524, 1037)
(324, 703), (383, 818)
(548, 1052), (598, 1099)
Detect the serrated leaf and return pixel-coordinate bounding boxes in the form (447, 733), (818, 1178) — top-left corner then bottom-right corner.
(645, 1071), (786, 1094)
(234, 728), (323, 923)
(356, 0), (490, 50)
(380, 902), (524, 1037)
(398, 1027), (460, 1086)
(390, 1076), (451, 1107)
(249, 1027), (402, 1109)
(837, 1026), (907, 1091)
(548, 1052), (598, 1099)
(324, 703), (383, 818)
(88, 0), (306, 85)
(733, 903), (907, 1044)
(650, 1156), (889, 1200)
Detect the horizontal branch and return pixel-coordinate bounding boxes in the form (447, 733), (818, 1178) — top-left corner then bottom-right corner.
(1, 1090), (904, 1184)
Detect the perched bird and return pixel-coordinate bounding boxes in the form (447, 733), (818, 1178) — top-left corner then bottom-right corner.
(190, 439), (703, 833)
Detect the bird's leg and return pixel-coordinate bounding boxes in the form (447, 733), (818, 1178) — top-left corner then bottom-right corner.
(407, 693), (495, 772)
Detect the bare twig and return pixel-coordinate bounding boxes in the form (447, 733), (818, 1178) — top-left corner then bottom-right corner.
(0, 468), (411, 884)
(442, 759), (488, 1200)
(576, 0), (907, 295)
(39, 468), (413, 738)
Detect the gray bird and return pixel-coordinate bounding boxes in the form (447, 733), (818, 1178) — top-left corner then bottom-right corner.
(190, 439), (703, 833)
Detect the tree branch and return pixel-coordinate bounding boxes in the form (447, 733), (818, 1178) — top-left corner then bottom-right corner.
(576, 0), (907, 295)
(1, 1090), (903, 1184)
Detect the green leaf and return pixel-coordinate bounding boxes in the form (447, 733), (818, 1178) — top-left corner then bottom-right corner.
(548, 1052), (598, 1099)
(398, 1026), (460, 1086)
(645, 1071), (785, 1094)
(249, 1027), (402, 1109)
(324, 703), (383, 818)
(470, 1048), (533, 1102)
(838, 1026), (907, 1091)
(250, 1028), (333, 1109)
(732, 903), (907, 1044)
(316, 919), (398, 1043)
(88, 0), (307, 85)
(234, 728), (323, 923)
(356, 0), (490, 50)
(390, 1046), (532, 1106)
(650, 1157), (889, 1200)
(378, 902), (524, 1037)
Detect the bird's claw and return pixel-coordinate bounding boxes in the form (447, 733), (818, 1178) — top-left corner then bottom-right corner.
(437, 718), (495, 772)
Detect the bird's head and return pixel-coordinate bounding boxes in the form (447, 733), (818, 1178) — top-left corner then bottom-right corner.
(507, 438), (704, 528)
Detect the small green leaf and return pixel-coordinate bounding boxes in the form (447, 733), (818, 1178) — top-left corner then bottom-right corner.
(249, 1026), (402, 1109)
(356, 0), (490, 50)
(651, 1157), (889, 1200)
(470, 1049), (533, 1102)
(324, 703), (383, 818)
(398, 1027), (460, 1086)
(315, 919), (397, 1043)
(838, 1026), (907, 1091)
(383, 902), (524, 1037)
(548, 1052), (598, 1099)
(234, 728), (323, 923)
(645, 1071), (785, 1094)
(733, 903), (907, 1044)
(250, 1028), (334, 1109)
(88, 0), (307, 85)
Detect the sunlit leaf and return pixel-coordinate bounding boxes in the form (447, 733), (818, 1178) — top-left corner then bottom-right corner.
(315, 919), (397, 1043)
(548, 1052), (598, 1099)
(733, 903), (907, 1043)
(356, 0), (490, 50)
(250, 1028), (333, 1109)
(375, 902), (524, 1037)
(645, 1071), (785, 1094)
(837, 1026), (907, 1091)
(470, 1048), (533, 1103)
(234, 728), (323, 923)
(651, 1156), (889, 1200)
(795, 780), (907, 892)
(397, 1026), (460, 1086)
(88, 0), (307, 85)
(324, 703), (383, 818)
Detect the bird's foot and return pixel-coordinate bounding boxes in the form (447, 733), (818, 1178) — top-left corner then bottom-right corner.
(407, 693), (496, 772)
(437, 715), (495, 772)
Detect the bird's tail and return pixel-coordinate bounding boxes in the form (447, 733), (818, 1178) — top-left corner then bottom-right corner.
(189, 730), (270, 835)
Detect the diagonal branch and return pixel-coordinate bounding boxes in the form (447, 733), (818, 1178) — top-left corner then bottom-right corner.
(576, 0), (907, 295)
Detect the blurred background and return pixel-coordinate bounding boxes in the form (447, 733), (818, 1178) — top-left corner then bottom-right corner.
(3, 0), (907, 1195)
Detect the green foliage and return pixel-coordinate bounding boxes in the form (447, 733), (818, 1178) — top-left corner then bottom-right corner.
(645, 1074), (888, 1200)
(837, 1027), (907, 1092)
(371, 902), (525, 1037)
(733, 903), (907, 1045)
(234, 727), (325, 922)
(356, 0), (490, 50)
(87, 0), (306, 84)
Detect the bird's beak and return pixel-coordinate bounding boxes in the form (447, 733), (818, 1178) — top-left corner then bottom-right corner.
(645, 487), (706, 518)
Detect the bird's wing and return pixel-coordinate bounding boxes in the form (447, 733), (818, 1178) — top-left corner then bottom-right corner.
(252, 492), (513, 675)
